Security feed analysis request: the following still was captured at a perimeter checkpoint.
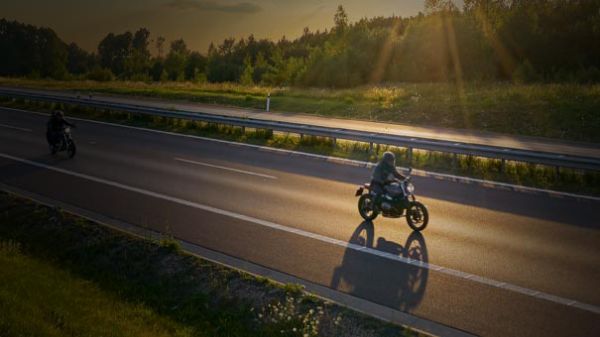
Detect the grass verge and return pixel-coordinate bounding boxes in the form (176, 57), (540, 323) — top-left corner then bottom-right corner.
(0, 191), (416, 337)
(1, 96), (599, 196)
(0, 241), (192, 337)
(1, 77), (600, 143)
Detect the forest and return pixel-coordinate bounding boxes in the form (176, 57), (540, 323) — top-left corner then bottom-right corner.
(1, 0), (600, 87)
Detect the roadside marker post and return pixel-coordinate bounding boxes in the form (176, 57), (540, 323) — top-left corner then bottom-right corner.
(266, 93), (271, 112)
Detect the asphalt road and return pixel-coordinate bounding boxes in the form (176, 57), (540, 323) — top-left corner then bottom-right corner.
(1, 106), (599, 336)
(2, 86), (600, 159)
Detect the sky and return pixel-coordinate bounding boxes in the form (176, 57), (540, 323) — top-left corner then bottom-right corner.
(1, 0), (439, 53)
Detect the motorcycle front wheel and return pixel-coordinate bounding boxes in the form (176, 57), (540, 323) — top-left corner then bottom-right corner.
(358, 194), (379, 221)
(406, 201), (428, 231)
(67, 140), (76, 158)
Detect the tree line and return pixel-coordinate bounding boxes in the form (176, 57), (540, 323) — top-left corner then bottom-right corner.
(1, 0), (600, 87)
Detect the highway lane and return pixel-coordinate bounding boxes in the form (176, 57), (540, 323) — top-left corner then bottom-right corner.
(2, 86), (600, 159)
(1, 107), (599, 336)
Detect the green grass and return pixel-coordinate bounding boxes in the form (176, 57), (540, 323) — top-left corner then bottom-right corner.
(0, 192), (414, 337)
(2, 77), (600, 143)
(2, 97), (599, 196)
(0, 241), (192, 337)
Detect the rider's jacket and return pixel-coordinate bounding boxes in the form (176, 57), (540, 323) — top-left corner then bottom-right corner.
(371, 160), (405, 184)
(47, 116), (74, 132)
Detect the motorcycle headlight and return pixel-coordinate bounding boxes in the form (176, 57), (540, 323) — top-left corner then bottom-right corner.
(406, 182), (415, 194)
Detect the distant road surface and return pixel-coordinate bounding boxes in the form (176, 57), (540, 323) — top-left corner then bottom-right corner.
(2, 86), (599, 159)
(1, 106), (599, 336)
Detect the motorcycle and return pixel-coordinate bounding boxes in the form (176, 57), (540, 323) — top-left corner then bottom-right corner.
(50, 127), (77, 158)
(355, 168), (429, 231)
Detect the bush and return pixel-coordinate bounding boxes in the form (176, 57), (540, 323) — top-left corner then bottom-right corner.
(86, 67), (114, 82)
(575, 67), (600, 84)
(512, 60), (539, 83)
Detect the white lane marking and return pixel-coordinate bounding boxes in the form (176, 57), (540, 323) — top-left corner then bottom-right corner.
(1, 152), (599, 315)
(2, 106), (599, 202)
(0, 123), (32, 132)
(174, 157), (277, 180)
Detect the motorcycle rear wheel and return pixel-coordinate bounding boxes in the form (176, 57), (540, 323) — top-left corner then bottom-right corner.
(406, 201), (428, 231)
(358, 194), (379, 221)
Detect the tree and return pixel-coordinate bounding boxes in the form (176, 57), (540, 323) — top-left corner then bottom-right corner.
(0, 19), (68, 78)
(252, 52), (269, 83)
(97, 28), (151, 79)
(150, 58), (167, 81)
(206, 37), (245, 82)
(5, 1), (600, 85)
(185, 51), (207, 81)
(155, 36), (166, 58)
(240, 56), (255, 85)
(98, 31), (132, 77)
(128, 28), (151, 79)
(132, 28), (151, 56)
(334, 5), (348, 33)
(424, 0), (458, 14)
(37, 27), (68, 78)
(67, 43), (94, 75)
(164, 39), (189, 80)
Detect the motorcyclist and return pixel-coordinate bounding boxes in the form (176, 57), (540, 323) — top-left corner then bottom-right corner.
(371, 151), (406, 204)
(46, 110), (75, 146)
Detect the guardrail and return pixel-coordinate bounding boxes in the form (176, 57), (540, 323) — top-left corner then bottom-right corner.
(1, 88), (599, 171)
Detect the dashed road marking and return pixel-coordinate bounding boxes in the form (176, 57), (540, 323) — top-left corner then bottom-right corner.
(0, 123), (32, 132)
(174, 157), (277, 180)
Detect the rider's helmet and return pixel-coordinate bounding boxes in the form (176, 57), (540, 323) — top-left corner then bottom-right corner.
(382, 151), (396, 167)
(54, 110), (64, 118)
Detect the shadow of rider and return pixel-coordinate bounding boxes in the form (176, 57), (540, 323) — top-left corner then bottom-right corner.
(330, 221), (428, 312)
